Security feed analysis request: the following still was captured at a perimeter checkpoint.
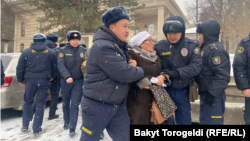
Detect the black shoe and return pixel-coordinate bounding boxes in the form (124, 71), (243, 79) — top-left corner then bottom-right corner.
(21, 126), (28, 132)
(48, 114), (59, 120)
(33, 127), (42, 136)
(63, 122), (69, 130)
(69, 129), (75, 137)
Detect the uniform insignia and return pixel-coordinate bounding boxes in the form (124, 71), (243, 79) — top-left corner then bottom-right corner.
(80, 52), (84, 58)
(59, 53), (64, 58)
(237, 47), (244, 54)
(116, 52), (121, 56)
(194, 47), (200, 54)
(181, 48), (188, 56)
(211, 45), (215, 49)
(212, 56), (221, 65)
(74, 34), (77, 37)
(162, 52), (171, 55)
(65, 54), (72, 56)
(201, 51), (204, 57)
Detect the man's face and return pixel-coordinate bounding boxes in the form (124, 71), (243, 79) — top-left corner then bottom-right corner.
(109, 19), (130, 41)
(166, 32), (182, 44)
(198, 33), (204, 44)
(69, 39), (80, 47)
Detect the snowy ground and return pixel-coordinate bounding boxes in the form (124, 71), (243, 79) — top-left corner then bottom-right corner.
(1, 99), (112, 141)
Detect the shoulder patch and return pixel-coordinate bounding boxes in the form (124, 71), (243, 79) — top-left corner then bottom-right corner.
(59, 53), (64, 58)
(194, 47), (200, 54)
(212, 56), (221, 65)
(237, 47), (244, 54)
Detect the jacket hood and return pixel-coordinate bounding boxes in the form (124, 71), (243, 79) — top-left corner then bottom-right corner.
(93, 25), (127, 48)
(46, 40), (57, 49)
(30, 42), (48, 51)
(200, 20), (220, 45)
(164, 16), (186, 43)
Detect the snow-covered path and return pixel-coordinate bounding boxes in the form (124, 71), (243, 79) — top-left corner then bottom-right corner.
(1, 100), (112, 141)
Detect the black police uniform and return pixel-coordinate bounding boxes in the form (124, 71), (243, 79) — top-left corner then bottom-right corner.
(154, 16), (202, 125)
(16, 33), (57, 134)
(57, 31), (87, 135)
(233, 33), (250, 125)
(195, 20), (230, 125)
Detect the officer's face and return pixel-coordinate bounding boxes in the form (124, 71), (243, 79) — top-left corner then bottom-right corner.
(198, 33), (204, 44)
(140, 36), (155, 52)
(109, 19), (130, 42)
(166, 32), (182, 44)
(69, 39), (80, 47)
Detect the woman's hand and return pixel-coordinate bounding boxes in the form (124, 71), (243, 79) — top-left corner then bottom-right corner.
(129, 59), (137, 67)
(144, 86), (150, 89)
(156, 75), (165, 86)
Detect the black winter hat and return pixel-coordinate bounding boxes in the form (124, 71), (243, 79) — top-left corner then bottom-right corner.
(163, 20), (184, 34)
(66, 30), (81, 41)
(101, 6), (130, 27)
(46, 34), (58, 42)
(196, 22), (203, 33)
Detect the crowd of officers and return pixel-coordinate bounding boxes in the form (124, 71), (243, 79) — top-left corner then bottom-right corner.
(2, 5), (247, 141)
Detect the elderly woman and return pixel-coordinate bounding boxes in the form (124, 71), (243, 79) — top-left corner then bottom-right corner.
(126, 31), (168, 125)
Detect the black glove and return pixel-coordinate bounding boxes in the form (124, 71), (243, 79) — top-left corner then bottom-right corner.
(204, 93), (215, 106)
(161, 60), (169, 70)
(162, 69), (179, 78)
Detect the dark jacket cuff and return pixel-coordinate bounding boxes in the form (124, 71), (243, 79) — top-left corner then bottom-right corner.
(136, 77), (151, 89)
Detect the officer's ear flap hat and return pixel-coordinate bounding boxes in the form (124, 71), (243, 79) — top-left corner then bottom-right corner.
(66, 30), (81, 41)
(163, 16), (186, 42)
(101, 6), (130, 28)
(199, 20), (220, 45)
(33, 33), (47, 43)
(46, 34), (58, 42)
(196, 22), (203, 34)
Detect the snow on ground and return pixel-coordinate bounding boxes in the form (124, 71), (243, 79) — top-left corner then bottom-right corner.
(1, 100), (112, 141)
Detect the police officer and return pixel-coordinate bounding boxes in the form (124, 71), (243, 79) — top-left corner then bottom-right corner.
(80, 6), (144, 141)
(1, 59), (5, 89)
(196, 20), (230, 125)
(154, 16), (202, 125)
(16, 33), (57, 135)
(57, 30), (87, 137)
(46, 33), (60, 120)
(233, 32), (250, 125)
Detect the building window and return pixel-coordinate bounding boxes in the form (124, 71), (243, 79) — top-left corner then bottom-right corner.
(40, 23), (45, 34)
(148, 24), (155, 35)
(21, 22), (25, 36)
(20, 43), (24, 52)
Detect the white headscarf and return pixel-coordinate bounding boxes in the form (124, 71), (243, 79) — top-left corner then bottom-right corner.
(130, 31), (151, 48)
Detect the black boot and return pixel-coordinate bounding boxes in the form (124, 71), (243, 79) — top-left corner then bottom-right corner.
(69, 129), (75, 137)
(48, 114), (59, 120)
(21, 126), (28, 132)
(34, 127), (42, 136)
(63, 122), (69, 130)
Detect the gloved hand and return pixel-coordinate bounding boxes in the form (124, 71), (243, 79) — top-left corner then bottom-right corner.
(204, 93), (215, 106)
(161, 60), (169, 70)
(162, 69), (179, 78)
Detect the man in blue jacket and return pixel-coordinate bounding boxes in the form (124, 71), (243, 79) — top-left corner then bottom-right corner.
(233, 32), (250, 125)
(196, 20), (230, 124)
(80, 6), (144, 141)
(154, 16), (202, 125)
(57, 30), (87, 137)
(16, 33), (57, 135)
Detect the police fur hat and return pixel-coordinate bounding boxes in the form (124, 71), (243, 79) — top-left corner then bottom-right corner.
(196, 22), (203, 33)
(101, 6), (130, 27)
(163, 20), (184, 34)
(66, 30), (81, 41)
(33, 33), (46, 43)
(59, 43), (66, 47)
(46, 33), (58, 42)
